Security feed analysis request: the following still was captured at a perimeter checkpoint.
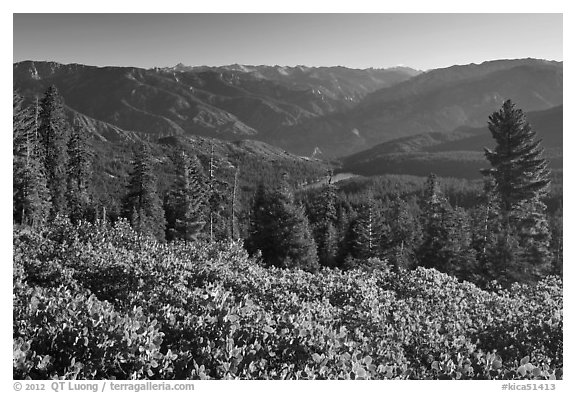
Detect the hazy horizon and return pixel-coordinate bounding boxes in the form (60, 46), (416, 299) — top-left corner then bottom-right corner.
(12, 57), (563, 72)
(14, 14), (562, 71)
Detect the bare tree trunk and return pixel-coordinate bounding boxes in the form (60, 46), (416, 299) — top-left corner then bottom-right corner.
(230, 165), (239, 239)
(209, 142), (215, 242)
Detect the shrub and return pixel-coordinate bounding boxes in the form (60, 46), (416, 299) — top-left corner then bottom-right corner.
(13, 220), (562, 379)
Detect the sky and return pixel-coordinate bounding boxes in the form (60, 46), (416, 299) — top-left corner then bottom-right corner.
(13, 13), (562, 71)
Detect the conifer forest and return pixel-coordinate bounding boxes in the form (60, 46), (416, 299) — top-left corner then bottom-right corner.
(13, 14), (563, 381)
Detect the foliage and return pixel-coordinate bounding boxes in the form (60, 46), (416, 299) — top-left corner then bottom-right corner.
(67, 121), (93, 222)
(416, 174), (476, 276)
(122, 144), (166, 241)
(247, 181), (319, 272)
(13, 92), (51, 228)
(164, 151), (207, 242)
(482, 100), (553, 280)
(14, 220), (562, 380)
(38, 85), (69, 216)
(310, 178), (339, 267)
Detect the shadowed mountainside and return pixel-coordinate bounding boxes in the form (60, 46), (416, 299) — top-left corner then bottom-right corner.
(272, 59), (562, 157)
(340, 105), (563, 179)
(13, 61), (419, 142)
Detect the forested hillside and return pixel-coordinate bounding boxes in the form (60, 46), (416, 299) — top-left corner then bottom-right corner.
(341, 105), (562, 178)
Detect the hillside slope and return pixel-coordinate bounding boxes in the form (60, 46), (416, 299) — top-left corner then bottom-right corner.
(273, 59), (562, 157)
(13, 61), (418, 142)
(341, 105), (563, 179)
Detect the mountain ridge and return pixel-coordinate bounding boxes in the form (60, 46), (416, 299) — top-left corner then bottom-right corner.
(13, 58), (562, 161)
(270, 58), (562, 157)
(14, 60), (419, 144)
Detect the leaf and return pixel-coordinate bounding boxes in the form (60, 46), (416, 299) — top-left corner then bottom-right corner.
(492, 359), (502, 369)
(312, 353), (323, 363)
(520, 356), (530, 365)
(384, 366), (393, 379)
(517, 365), (526, 377)
(431, 361), (439, 371)
(532, 367), (542, 377)
(363, 355), (373, 365)
(20, 342), (30, 352)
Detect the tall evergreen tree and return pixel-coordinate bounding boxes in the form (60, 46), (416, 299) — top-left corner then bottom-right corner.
(471, 177), (506, 282)
(207, 141), (218, 242)
(164, 151), (207, 242)
(347, 193), (383, 261)
(549, 205), (563, 276)
(482, 99), (552, 279)
(441, 207), (477, 279)
(417, 173), (452, 269)
(247, 176), (319, 272)
(418, 174), (476, 277)
(385, 192), (421, 270)
(13, 92), (50, 228)
(203, 141), (231, 241)
(38, 85), (69, 217)
(312, 173), (339, 267)
(246, 183), (275, 259)
(66, 120), (93, 222)
(123, 144), (166, 241)
(229, 164), (240, 240)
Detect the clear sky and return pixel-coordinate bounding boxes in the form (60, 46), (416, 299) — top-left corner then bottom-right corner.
(13, 13), (562, 70)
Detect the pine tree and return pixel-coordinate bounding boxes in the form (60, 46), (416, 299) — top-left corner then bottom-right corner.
(123, 145), (166, 241)
(164, 151), (207, 242)
(203, 140), (231, 241)
(66, 120), (93, 222)
(247, 176), (319, 272)
(482, 99), (552, 279)
(13, 92), (51, 228)
(333, 201), (352, 267)
(38, 85), (69, 217)
(229, 164), (240, 240)
(312, 173), (339, 267)
(418, 174), (476, 277)
(441, 207), (477, 279)
(385, 192), (421, 270)
(549, 205), (563, 275)
(417, 173), (452, 269)
(471, 177), (504, 282)
(347, 193), (383, 261)
(207, 141), (218, 242)
(246, 183), (275, 258)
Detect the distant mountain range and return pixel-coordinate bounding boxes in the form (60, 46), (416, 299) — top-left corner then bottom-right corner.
(272, 59), (562, 157)
(340, 105), (563, 179)
(13, 58), (562, 173)
(13, 61), (419, 143)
